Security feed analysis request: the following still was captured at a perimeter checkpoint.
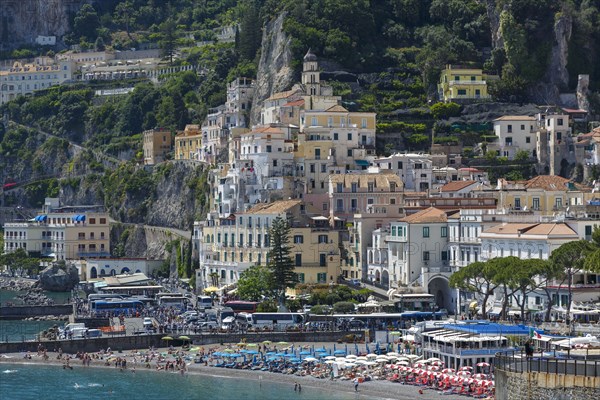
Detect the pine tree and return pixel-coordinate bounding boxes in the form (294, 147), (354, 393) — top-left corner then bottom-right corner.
(266, 217), (298, 309)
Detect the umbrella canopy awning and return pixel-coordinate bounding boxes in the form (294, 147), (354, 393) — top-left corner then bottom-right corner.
(204, 286), (219, 292)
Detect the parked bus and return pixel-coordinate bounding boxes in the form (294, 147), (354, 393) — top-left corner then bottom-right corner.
(158, 296), (189, 311)
(88, 294), (129, 302)
(90, 300), (144, 315)
(250, 312), (306, 328)
(198, 295), (213, 309)
(224, 301), (259, 314)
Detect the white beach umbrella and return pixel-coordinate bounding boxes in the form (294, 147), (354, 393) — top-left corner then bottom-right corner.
(345, 354), (358, 359)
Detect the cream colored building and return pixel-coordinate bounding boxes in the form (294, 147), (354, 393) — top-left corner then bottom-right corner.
(489, 175), (592, 215)
(329, 171), (403, 221)
(3, 198), (110, 260)
(0, 58), (75, 105)
(197, 200), (341, 290)
(174, 124), (202, 160)
(489, 116), (537, 159)
(143, 128), (173, 165)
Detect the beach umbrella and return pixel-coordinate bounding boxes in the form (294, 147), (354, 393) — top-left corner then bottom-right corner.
(344, 363), (356, 368)
(246, 343), (258, 348)
(325, 360), (336, 364)
(397, 361), (410, 366)
(299, 351), (312, 355)
(161, 336), (173, 341)
(236, 342), (247, 347)
(457, 371), (471, 377)
(387, 352), (400, 357)
(431, 361), (444, 366)
(246, 350), (259, 355)
(324, 356), (336, 360)
(476, 362), (490, 368)
(277, 341), (289, 346)
(460, 366), (473, 371)
(222, 348), (235, 353)
(262, 340), (272, 344)
(473, 373), (487, 379)
(190, 347), (201, 352)
(366, 353), (378, 358)
(389, 331), (402, 336)
(428, 366), (440, 371)
(442, 368), (455, 374)
(356, 356), (368, 361)
(345, 354), (357, 359)
(304, 357), (318, 362)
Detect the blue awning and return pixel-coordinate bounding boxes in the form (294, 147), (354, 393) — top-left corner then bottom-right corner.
(72, 215), (86, 222)
(35, 215), (47, 222)
(355, 160), (370, 166)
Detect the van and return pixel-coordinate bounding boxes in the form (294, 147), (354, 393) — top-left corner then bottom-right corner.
(221, 316), (236, 330)
(61, 323), (85, 335)
(143, 317), (154, 331)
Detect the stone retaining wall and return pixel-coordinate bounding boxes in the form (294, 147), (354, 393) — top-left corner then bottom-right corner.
(0, 331), (358, 354)
(495, 369), (600, 400)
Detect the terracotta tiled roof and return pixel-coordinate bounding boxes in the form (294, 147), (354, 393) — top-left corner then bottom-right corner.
(482, 223), (577, 237)
(524, 175), (585, 191)
(283, 99), (304, 107)
(266, 89), (300, 101)
(440, 180), (478, 192)
(244, 199), (301, 214)
(494, 116), (536, 121)
(325, 105), (348, 112)
(400, 207), (448, 223)
(329, 172), (403, 190)
(250, 126), (284, 135)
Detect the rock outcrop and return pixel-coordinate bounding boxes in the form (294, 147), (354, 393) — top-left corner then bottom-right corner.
(250, 12), (295, 125)
(577, 74), (590, 111)
(39, 263), (79, 292)
(0, 0), (86, 50)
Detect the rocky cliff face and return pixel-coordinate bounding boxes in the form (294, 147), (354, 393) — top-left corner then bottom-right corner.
(250, 12), (295, 125)
(485, 0), (504, 49)
(0, 0), (86, 49)
(110, 224), (179, 260)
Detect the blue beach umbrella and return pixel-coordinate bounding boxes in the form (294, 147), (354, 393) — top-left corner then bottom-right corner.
(299, 351), (311, 355)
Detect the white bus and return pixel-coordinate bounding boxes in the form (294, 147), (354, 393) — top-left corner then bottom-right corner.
(158, 296), (189, 311)
(249, 312), (306, 328)
(197, 295), (213, 309)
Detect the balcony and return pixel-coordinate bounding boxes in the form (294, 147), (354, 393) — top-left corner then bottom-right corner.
(423, 266), (452, 274)
(448, 80), (487, 86)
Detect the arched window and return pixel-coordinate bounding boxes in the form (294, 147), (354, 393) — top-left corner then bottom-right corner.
(121, 267), (130, 274)
(90, 267), (97, 279)
(99, 269), (106, 276)
(110, 269), (116, 276)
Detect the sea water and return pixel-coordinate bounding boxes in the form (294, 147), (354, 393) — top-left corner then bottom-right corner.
(0, 364), (359, 400)
(0, 289), (73, 342)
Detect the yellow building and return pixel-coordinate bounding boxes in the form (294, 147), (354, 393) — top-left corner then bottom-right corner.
(490, 175), (593, 216)
(143, 128), (173, 165)
(198, 200), (341, 288)
(437, 65), (493, 102)
(174, 125), (202, 160)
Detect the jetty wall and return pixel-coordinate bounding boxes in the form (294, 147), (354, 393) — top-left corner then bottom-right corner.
(0, 305), (73, 319)
(0, 331), (359, 354)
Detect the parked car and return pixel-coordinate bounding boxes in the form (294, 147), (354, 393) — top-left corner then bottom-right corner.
(197, 321), (218, 331)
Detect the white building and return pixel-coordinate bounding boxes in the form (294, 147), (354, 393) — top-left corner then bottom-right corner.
(373, 153), (433, 192)
(386, 207), (455, 312)
(490, 116), (537, 159)
(0, 59), (74, 105)
(81, 258), (163, 280)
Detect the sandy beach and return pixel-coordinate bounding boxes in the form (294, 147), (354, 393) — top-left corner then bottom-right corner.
(0, 343), (470, 400)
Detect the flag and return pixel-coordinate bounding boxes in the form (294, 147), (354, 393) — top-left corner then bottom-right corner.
(533, 330), (542, 339)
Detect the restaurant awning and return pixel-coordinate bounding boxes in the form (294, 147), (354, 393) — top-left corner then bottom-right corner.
(355, 160), (370, 166)
(311, 216), (328, 220)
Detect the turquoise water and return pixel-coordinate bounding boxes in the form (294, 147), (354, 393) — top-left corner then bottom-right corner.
(0, 289), (73, 305)
(0, 364), (358, 400)
(0, 320), (61, 342)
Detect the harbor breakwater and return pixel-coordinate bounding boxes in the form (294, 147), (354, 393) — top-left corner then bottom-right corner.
(0, 331), (358, 354)
(0, 304), (73, 319)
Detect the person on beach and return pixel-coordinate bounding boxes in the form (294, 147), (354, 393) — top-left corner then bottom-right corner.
(298, 384), (301, 392)
(294, 382), (298, 391)
(353, 377), (359, 391)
